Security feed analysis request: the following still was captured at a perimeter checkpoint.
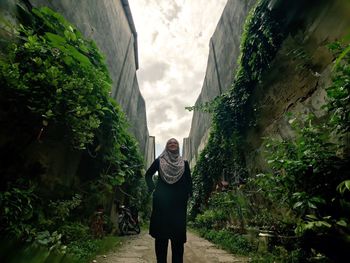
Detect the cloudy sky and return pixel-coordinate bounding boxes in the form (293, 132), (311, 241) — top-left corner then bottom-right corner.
(128, 0), (227, 155)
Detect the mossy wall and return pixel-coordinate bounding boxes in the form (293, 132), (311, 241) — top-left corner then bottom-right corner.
(0, 0), (153, 192)
(26, 0), (151, 162)
(244, 0), (350, 175)
(183, 0), (257, 166)
(0, 1), (149, 209)
(184, 0), (350, 175)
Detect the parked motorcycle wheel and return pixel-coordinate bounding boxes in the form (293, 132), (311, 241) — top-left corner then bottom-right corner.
(119, 221), (128, 235)
(134, 224), (140, 234)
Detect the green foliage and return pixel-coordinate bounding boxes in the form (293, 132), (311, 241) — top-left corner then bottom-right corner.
(248, 111), (349, 261)
(286, 46), (312, 71)
(0, 6), (145, 190)
(66, 236), (121, 263)
(188, 0), (350, 260)
(251, 246), (305, 263)
(193, 191), (249, 231)
(197, 228), (253, 255)
(326, 40), (350, 135)
(34, 230), (65, 252)
(0, 240), (70, 263)
(66, 239), (101, 262)
(58, 223), (90, 244)
(257, 115), (343, 211)
(337, 180), (350, 194)
(0, 235), (121, 263)
(247, 43), (350, 260)
(0, 5), (147, 262)
(0, 6), (111, 149)
(0, 181), (36, 238)
(194, 209), (227, 230)
(48, 194), (82, 222)
(256, 114), (348, 208)
(189, 0), (286, 219)
(250, 115), (349, 259)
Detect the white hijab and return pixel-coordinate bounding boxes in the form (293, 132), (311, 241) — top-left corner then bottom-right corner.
(159, 138), (185, 184)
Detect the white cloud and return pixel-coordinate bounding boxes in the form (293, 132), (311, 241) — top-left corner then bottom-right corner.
(129, 0), (227, 156)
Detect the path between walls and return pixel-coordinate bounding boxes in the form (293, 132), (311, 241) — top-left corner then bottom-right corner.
(94, 230), (249, 263)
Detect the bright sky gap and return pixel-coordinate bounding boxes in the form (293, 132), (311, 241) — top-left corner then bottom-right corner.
(128, 0), (227, 156)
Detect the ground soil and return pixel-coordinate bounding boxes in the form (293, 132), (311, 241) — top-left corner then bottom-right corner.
(94, 230), (250, 263)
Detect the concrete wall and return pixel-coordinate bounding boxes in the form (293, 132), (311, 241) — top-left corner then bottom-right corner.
(26, 0), (152, 161)
(183, 0), (257, 166)
(183, 0), (350, 175)
(0, 0), (154, 190)
(243, 0), (350, 175)
(145, 136), (156, 169)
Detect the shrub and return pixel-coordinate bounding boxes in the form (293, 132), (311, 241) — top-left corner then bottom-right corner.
(58, 223), (90, 243)
(199, 229), (253, 255)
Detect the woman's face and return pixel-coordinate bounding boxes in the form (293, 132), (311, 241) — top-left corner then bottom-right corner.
(166, 139), (179, 153)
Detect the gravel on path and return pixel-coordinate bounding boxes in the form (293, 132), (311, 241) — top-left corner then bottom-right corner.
(94, 230), (250, 263)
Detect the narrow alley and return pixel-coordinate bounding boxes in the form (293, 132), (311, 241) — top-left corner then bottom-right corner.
(95, 231), (249, 263)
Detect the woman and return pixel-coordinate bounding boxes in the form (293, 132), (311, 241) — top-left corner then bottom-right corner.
(145, 138), (192, 263)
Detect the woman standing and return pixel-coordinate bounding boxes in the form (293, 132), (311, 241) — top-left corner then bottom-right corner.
(145, 138), (192, 263)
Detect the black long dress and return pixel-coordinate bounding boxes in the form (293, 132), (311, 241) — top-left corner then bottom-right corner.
(145, 158), (192, 243)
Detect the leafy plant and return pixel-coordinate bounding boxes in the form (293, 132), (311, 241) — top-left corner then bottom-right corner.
(188, 0), (286, 219)
(58, 223), (91, 244)
(326, 40), (350, 135)
(0, 182), (36, 238)
(0, 5), (147, 262)
(197, 228), (253, 255)
(48, 194), (82, 222)
(35, 230), (65, 252)
(188, 0), (350, 259)
(0, 6), (112, 149)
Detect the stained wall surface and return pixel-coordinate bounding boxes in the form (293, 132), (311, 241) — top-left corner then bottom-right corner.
(183, 0), (350, 176)
(26, 0), (151, 161)
(243, 0), (350, 175)
(0, 0), (154, 188)
(183, 0), (257, 166)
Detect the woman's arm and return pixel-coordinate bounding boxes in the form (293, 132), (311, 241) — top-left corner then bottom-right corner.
(145, 158), (159, 192)
(185, 161), (193, 197)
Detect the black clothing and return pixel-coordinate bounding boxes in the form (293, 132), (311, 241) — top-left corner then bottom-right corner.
(145, 158), (192, 243)
(155, 238), (184, 263)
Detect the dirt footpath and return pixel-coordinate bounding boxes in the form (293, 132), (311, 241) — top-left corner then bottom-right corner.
(95, 230), (249, 263)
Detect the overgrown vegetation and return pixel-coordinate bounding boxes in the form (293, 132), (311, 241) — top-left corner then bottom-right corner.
(188, 0), (285, 220)
(251, 113), (349, 261)
(0, 235), (122, 263)
(188, 0), (350, 261)
(0, 5), (149, 262)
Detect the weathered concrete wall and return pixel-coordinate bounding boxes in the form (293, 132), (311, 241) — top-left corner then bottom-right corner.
(26, 0), (151, 160)
(145, 136), (155, 169)
(0, 0), (154, 192)
(244, 0), (350, 175)
(183, 0), (257, 166)
(183, 0), (350, 175)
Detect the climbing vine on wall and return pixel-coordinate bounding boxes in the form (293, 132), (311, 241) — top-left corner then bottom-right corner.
(189, 0), (286, 218)
(247, 40), (350, 260)
(0, 5), (146, 261)
(188, 0), (350, 257)
(1, 6), (111, 149)
(0, 5), (143, 185)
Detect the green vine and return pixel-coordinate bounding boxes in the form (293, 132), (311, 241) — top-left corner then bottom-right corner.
(0, 5), (147, 260)
(1, 6), (111, 149)
(191, 36), (350, 260)
(326, 40), (350, 135)
(0, 6), (144, 185)
(189, 0), (286, 218)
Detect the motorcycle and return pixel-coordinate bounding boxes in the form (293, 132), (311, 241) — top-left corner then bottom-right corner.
(118, 205), (140, 235)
